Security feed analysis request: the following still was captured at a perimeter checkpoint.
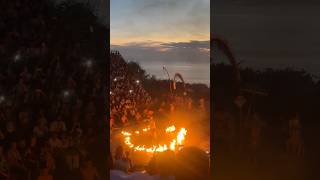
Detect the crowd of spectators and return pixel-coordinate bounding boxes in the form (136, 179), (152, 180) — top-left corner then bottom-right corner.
(110, 51), (208, 129)
(0, 0), (106, 179)
(110, 51), (152, 127)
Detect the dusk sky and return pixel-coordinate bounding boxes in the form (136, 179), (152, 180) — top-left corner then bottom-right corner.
(111, 0), (210, 85)
(214, 0), (320, 76)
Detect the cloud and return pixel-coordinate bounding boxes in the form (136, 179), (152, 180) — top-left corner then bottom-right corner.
(111, 0), (210, 44)
(110, 0), (210, 84)
(111, 40), (210, 85)
(161, 41), (210, 50)
(111, 40), (210, 60)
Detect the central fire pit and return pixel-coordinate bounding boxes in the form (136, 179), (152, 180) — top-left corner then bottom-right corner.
(121, 125), (187, 153)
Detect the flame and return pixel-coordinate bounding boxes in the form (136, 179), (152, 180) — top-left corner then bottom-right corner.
(134, 145), (169, 153)
(177, 128), (187, 145)
(166, 125), (176, 133)
(142, 127), (150, 132)
(124, 136), (134, 148)
(170, 140), (176, 150)
(155, 144), (168, 152)
(121, 125), (187, 153)
(121, 131), (132, 136)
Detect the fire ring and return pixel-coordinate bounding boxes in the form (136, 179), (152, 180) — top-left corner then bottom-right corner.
(121, 125), (187, 153)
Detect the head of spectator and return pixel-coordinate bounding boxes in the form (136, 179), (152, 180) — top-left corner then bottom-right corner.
(156, 150), (177, 178)
(175, 147), (210, 180)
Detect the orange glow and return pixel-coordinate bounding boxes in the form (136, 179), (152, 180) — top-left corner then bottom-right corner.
(170, 140), (176, 151)
(177, 128), (187, 145)
(121, 125), (187, 153)
(121, 131), (132, 136)
(166, 125), (176, 133)
(142, 127), (150, 132)
(111, 36), (210, 46)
